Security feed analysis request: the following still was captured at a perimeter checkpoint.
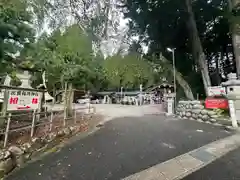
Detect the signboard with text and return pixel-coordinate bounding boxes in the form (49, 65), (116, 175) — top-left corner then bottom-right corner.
(205, 95), (229, 109)
(207, 86), (226, 96)
(7, 89), (42, 111)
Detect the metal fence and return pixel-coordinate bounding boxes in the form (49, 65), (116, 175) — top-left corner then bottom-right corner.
(0, 106), (95, 147)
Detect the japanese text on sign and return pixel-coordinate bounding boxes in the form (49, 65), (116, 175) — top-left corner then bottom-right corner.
(207, 86), (226, 96)
(7, 89), (42, 111)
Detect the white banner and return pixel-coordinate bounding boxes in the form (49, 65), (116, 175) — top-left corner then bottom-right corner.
(7, 89), (42, 111)
(207, 86), (226, 96)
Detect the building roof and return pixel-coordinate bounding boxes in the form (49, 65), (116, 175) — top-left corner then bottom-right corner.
(97, 91), (146, 96)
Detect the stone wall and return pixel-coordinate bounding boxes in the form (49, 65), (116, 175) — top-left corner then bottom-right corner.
(176, 100), (232, 127)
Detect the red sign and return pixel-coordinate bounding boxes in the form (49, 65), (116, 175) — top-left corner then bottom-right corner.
(205, 97), (228, 109)
(9, 97), (18, 104)
(9, 97), (38, 105)
(17, 106), (31, 110)
(32, 98), (38, 104)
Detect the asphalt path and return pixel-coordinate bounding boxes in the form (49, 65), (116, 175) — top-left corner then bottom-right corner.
(183, 147), (240, 180)
(6, 115), (233, 180)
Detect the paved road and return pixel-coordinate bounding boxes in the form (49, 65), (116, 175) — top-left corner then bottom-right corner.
(183, 147), (240, 180)
(6, 114), (232, 180)
(94, 104), (164, 122)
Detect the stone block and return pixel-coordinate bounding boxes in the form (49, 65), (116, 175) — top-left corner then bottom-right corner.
(155, 159), (186, 180)
(176, 154), (203, 171)
(197, 119), (203, 122)
(192, 114), (197, 119)
(201, 110), (208, 115)
(210, 118), (217, 123)
(210, 115), (220, 119)
(192, 109), (201, 114)
(217, 118), (232, 126)
(0, 158), (15, 176)
(0, 151), (11, 161)
(123, 166), (166, 180)
(202, 115), (209, 121)
(192, 104), (204, 109)
(8, 146), (24, 156)
(186, 112), (191, 117)
(207, 111), (216, 116)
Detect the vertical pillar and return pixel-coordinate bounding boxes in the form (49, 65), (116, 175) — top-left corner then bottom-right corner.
(4, 113), (11, 147)
(228, 99), (238, 128)
(166, 98), (174, 116)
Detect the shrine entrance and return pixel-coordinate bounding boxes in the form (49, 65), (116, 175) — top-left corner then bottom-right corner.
(145, 83), (174, 104)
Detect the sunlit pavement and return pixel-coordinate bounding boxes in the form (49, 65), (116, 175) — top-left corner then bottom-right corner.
(6, 113), (237, 180)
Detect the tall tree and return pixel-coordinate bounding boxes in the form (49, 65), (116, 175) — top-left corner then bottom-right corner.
(185, 0), (211, 95)
(0, 0), (35, 74)
(38, 0), (124, 52)
(22, 24), (106, 92)
(103, 54), (155, 89)
(228, 0), (240, 77)
(121, 0), (234, 98)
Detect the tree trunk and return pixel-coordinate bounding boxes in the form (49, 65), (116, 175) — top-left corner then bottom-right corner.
(185, 0), (211, 95)
(175, 70), (195, 100)
(66, 83), (73, 117)
(63, 82), (68, 121)
(228, 0), (240, 78)
(216, 53), (221, 85)
(103, 0), (110, 37)
(161, 55), (194, 100)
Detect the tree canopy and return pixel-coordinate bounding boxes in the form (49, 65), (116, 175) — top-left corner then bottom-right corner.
(120, 0), (238, 98)
(103, 54), (155, 90)
(1, 0), (239, 100)
(0, 0), (35, 74)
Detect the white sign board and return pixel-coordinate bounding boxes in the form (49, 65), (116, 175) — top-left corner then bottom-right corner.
(7, 89), (42, 111)
(207, 86), (226, 96)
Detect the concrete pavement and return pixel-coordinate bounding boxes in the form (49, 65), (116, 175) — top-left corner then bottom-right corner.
(5, 114), (234, 180)
(93, 104), (164, 123)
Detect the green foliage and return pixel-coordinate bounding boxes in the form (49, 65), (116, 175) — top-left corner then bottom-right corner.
(1, 0), (162, 94)
(0, 0), (35, 74)
(103, 54), (155, 89)
(213, 108), (229, 117)
(121, 0), (236, 97)
(22, 24), (107, 92)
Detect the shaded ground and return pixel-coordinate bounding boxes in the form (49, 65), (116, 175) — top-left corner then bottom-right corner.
(6, 115), (233, 180)
(183, 147), (240, 180)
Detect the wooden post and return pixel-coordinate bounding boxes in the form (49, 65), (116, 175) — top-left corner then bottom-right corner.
(74, 109), (77, 124)
(63, 107), (67, 127)
(49, 91), (56, 131)
(31, 110), (36, 137)
(1, 89), (9, 118)
(81, 112), (84, 121)
(4, 113), (11, 148)
(50, 110), (53, 131)
(44, 91), (47, 118)
(36, 92), (43, 122)
(63, 82), (67, 127)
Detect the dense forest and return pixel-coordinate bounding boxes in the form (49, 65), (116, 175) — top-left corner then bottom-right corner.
(0, 0), (239, 99)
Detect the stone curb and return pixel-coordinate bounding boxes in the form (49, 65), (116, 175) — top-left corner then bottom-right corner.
(122, 134), (240, 180)
(177, 115), (239, 132)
